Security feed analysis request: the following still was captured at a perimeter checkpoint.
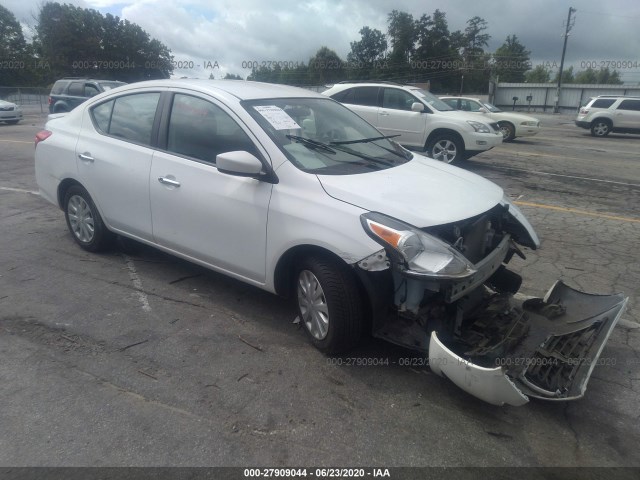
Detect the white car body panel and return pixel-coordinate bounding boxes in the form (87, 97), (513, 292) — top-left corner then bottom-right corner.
(440, 96), (541, 138)
(0, 100), (23, 122)
(317, 154), (504, 227)
(429, 331), (529, 406)
(150, 149), (272, 282)
(76, 105), (155, 241)
(264, 160), (381, 292)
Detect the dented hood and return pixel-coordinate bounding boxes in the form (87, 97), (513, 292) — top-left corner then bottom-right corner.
(316, 154), (504, 227)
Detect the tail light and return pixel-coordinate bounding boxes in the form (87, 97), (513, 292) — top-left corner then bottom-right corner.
(579, 108), (589, 115)
(48, 97), (52, 105)
(35, 130), (52, 147)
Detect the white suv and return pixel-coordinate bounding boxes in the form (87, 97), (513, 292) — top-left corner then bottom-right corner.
(575, 96), (640, 137)
(323, 82), (502, 163)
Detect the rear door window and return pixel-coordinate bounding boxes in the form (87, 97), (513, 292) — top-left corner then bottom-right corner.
(91, 92), (161, 146)
(590, 99), (616, 108)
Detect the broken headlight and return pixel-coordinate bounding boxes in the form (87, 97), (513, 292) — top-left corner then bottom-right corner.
(360, 212), (476, 279)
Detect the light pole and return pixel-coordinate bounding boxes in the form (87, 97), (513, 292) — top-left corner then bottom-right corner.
(554, 7), (576, 113)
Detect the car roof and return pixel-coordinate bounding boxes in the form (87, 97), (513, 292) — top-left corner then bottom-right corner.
(440, 96), (482, 101)
(111, 79), (322, 101)
(328, 82), (421, 90)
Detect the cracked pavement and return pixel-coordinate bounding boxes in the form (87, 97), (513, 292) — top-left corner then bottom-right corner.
(1, 114), (639, 467)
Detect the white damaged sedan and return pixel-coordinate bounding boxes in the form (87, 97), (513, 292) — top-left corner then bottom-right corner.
(35, 80), (627, 406)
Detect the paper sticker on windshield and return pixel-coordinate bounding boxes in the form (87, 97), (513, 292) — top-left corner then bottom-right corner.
(254, 106), (301, 130)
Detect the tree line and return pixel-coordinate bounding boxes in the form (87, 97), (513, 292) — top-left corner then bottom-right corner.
(0, 4), (624, 90)
(0, 2), (173, 87)
(248, 9), (623, 90)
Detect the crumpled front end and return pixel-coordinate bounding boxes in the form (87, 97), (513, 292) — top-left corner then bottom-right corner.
(428, 282), (627, 406)
(354, 199), (628, 406)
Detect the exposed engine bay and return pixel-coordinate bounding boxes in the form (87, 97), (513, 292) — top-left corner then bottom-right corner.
(355, 202), (628, 406)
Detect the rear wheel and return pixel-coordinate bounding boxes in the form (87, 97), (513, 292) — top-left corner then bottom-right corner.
(295, 255), (364, 354)
(590, 119), (611, 137)
(426, 134), (463, 164)
(63, 185), (114, 252)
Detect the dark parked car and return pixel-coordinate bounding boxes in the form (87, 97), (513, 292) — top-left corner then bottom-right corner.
(48, 78), (126, 113)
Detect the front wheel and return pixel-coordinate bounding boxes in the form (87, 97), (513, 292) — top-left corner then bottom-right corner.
(498, 122), (515, 142)
(426, 134), (463, 164)
(295, 256), (364, 354)
(63, 185), (114, 252)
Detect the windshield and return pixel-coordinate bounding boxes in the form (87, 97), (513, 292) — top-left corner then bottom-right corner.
(243, 97), (412, 175)
(482, 102), (502, 113)
(411, 89), (454, 111)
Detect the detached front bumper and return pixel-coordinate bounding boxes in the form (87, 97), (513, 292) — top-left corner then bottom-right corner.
(429, 281), (628, 406)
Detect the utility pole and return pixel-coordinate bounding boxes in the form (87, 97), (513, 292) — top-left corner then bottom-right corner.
(554, 7), (576, 113)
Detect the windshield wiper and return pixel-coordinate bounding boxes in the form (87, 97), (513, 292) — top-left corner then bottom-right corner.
(329, 135), (400, 145)
(286, 134), (336, 154)
(287, 134), (394, 168)
(331, 135), (410, 160)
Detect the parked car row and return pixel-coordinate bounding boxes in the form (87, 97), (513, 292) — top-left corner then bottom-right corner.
(34, 79), (628, 406)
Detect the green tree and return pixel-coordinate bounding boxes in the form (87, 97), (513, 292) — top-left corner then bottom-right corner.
(387, 10), (415, 71)
(524, 65), (552, 83)
(413, 9), (460, 90)
(596, 67), (622, 84)
(308, 46), (344, 84)
(347, 26), (387, 80)
(493, 35), (531, 83)
(0, 5), (30, 86)
(552, 65), (574, 84)
(33, 2), (173, 84)
(454, 16), (491, 93)
(223, 73), (243, 80)
(347, 26), (387, 64)
(574, 67), (598, 84)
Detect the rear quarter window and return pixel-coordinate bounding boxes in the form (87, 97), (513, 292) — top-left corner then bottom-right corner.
(50, 81), (67, 94)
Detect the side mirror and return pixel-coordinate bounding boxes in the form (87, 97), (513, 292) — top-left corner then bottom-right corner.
(478, 107), (488, 113)
(216, 151), (264, 176)
(411, 102), (425, 112)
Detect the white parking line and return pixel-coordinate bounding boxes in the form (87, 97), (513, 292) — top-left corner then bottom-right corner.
(122, 254), (152, 312)
(0, 186), (40, 195)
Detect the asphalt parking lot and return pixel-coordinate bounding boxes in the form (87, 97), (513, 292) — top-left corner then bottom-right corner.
(1, 112), (639, 468)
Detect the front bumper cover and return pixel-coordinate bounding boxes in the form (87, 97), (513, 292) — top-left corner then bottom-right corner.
(429, 281), (628, 406)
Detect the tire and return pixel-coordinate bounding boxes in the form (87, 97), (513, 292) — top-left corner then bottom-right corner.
(426, 134), (463, 164)
(54, 105), (68, 113)
(295, 255), (364, 354)
(63, 185), (114, 252)
(498, 122), (515, 142)
(590, 119), (611, 137)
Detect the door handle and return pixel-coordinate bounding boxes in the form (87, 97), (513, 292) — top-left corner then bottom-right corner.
(158, 176), (181, 187)
(78, 152), (94, 162)
(379, 111), (390, 116)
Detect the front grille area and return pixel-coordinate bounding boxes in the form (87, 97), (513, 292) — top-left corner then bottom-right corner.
(523, 320), (605, 395)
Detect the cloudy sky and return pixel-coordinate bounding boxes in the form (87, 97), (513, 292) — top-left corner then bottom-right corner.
(5, 0), (640, 83)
